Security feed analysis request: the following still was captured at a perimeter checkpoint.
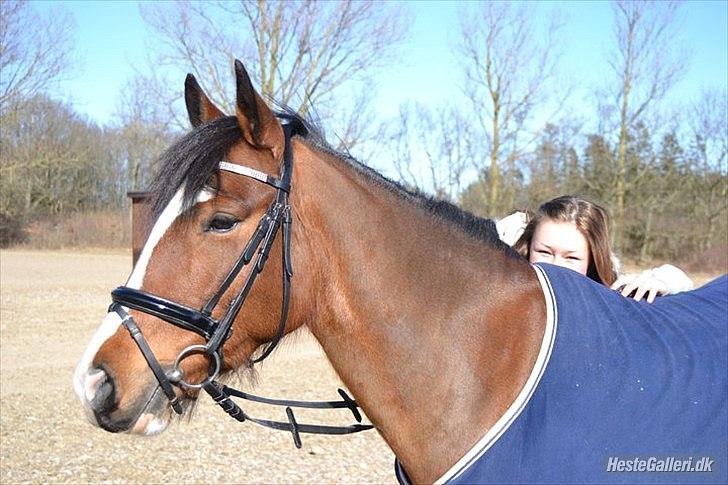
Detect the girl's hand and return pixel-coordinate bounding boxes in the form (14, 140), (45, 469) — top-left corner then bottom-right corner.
(611, 270), (669, 303)
(611, 264), (693, 303)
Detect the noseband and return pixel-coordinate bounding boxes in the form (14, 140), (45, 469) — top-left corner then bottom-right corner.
(108, 116), (372, 447)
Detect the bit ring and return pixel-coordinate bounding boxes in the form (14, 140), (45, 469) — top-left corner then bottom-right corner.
(169, 345), (221, 390)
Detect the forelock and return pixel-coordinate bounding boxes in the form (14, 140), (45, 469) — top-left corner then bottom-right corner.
(150, 116), (243, 219)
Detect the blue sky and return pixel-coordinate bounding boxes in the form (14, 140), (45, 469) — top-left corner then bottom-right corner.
(37, 0), (727, 131)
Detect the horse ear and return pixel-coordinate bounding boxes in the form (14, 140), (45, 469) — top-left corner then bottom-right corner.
(233, 59), (284, 158)
(184, 73), (225, 128)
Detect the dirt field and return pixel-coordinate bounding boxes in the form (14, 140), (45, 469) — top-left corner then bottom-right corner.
(0, 250), (395, 484)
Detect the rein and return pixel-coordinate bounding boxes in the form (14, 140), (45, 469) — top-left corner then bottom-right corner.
(108, 116), (372, 447)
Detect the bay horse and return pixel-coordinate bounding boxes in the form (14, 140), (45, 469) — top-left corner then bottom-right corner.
(74, 60), (727, 484)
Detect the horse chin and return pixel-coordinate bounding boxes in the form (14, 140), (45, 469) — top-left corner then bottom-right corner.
(92, 384), (177, 435)
(125, 387), (176, 436)
(129, 411), (171, 436)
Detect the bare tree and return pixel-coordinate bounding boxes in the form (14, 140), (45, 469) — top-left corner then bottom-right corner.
(686, 88), (728, 252)
(0, 0), (75, 110)
(607, 0), (686, 247)
(389, 102), (475, 201)
(458, 2), (564, 215)
(112, 76), (176, 191)
(137, 0), (410, 151)
(0, 96), (115, 221)
(689, 88), (727, 173)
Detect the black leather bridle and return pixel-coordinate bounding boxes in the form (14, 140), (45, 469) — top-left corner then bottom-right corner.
(108, 116), (372, 447)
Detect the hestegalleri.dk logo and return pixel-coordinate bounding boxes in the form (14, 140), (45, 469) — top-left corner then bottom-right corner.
(606, 456), (714, 473)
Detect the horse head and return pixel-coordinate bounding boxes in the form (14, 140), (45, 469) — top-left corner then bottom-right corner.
(74, 60), (311, 434)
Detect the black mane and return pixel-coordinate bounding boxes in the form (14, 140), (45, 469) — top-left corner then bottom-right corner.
(149, 113), (518, 258)
(151, 116), (242, 218)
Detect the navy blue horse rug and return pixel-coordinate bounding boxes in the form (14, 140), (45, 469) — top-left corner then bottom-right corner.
(399, 263), (727, 484)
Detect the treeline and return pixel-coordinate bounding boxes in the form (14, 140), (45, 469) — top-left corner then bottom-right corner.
(0, 0), (726, 270)
(459, 118), (727, 265)
(0, 96), (172, 246)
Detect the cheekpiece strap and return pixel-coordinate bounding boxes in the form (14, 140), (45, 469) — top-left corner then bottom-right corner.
(110, 302), (184, 414)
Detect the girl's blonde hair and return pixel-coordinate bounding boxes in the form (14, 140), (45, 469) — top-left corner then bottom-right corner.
(513, 195), (617, 286)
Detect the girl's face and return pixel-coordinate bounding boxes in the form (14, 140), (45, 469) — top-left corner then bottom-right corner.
(529, 219), (590, 276)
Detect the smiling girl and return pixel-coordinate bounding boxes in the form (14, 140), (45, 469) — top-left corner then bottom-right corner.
(498, 195), (693, 303)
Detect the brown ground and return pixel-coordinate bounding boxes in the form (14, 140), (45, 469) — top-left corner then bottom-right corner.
(0, 250), (395, 484)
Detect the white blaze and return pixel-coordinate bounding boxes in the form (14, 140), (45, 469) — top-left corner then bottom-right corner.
(73, 188), (188, 411)
(126, 188), (192, 289)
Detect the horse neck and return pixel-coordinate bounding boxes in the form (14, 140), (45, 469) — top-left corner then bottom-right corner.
(291, 142), (547, 483)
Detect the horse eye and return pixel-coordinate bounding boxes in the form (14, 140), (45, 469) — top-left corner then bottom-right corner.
(207, 213), (239, 233)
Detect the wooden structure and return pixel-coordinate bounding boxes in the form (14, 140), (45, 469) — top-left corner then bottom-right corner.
(127, 191), (154, 265)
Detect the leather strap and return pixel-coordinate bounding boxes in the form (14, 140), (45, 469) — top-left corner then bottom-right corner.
(110, 303), (184, 414)
(203, 381), (373, 449)
(251, 196), (292, 363)
(200, 213), (271, 315)
(111, 287), (216, 339)
(219, 162), (289, 192)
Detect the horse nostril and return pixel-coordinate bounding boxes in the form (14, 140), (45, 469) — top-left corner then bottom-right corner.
(90, 371), (117, 417)
(83, 368), (106, 402)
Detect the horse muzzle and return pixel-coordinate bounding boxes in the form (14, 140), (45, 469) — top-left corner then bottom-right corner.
(73, 308), (179, 435)
(74, 363), (174, 435)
